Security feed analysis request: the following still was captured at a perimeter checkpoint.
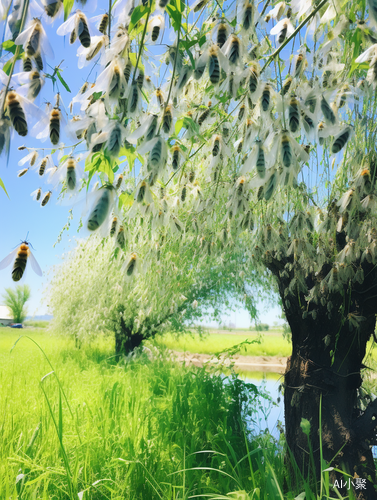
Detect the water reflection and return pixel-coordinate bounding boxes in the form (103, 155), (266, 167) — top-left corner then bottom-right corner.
(241, 373), (284, 440)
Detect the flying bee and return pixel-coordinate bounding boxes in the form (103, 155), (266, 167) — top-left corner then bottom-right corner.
(320, 95), (336, 124)
(86, 185), (116, 232)
(136, 181), (147, 202)
(110, 216), (118, 237)
(84, 36), (106, 62)
(196, 45), (229, 85)
(116, 226), (126, 249)
(18, 150), (38, 168)
(128, 114), (158, 145)
(294, 53), (306, 78)
(288, 96), (300, 133)
(223, 35), (241, 65)
(0, 239), (42, 282)
(49, 106), (61, 145)
(41, 190), (52, 206)
(63, 157), (78, 191)
(128, 82), (140, 114)
(181, 185), (187, 202)
(261, 84), (271, 112)
(57, 10), (92, 48)
(280, 133), (292, 168)
(304, 90), (317, 114)
(171, 145), (185, 170)
(331, 125), (352, 154)
(248, 63), (260, 94)
(270, 18), (294, 44)
(162, 105), (173, 134)
(213, 21), (228, 48)
(237, 104), (246, 122)
(124, 60), (132, 83)
(37, 155), (51, 176)
(115, 174), (124, 190)
(281, 76), (292, 95)
(155, 88), (165, 107)
(336, 84), (351, 108)
(17, 168), (29, 177)
(235, 176), (246, 197)
(98, 13), (109, 34)
(15, 19), (54, 60)
(356, 168), (372, 194)
(6, 91), (28, 137)
(136, 70), (144, 90)
(124, 252), (137, 277)
(301, 109), (315, 136)
(198, 101), (212, 126)
(212, 136), (220, 156)
(31, 187), (42, 201)
(43, 0), (63, 18)
(242, 2), (254, 30)
(148, 15), (164, 42)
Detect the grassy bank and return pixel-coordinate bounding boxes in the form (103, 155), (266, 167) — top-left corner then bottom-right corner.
(0, 329), (358, 499)
(154, 331), (291, 357)
(0, 329), (288, 499)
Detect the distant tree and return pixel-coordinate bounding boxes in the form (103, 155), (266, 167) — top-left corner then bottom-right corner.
(2, 285), (31, 323)
(49, 233), (263, 358)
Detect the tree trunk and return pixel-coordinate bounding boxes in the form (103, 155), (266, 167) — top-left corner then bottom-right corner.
(115, 327), (145, 359)
(281, 287), (377, 499)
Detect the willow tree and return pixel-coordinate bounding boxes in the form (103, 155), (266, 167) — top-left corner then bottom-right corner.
(2, 0), (377, 496)
(49, 229), (260, 357)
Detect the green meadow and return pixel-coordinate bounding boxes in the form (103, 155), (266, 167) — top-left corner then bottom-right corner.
(0, 328), (368, 499)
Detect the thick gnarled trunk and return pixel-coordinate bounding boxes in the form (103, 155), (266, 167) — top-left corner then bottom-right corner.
(282, 289), (377, 499)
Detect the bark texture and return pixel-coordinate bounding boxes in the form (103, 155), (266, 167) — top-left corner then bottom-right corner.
(267, 255), (377, 499)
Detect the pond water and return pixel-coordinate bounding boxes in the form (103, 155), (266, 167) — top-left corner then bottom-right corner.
(242, 373), (284, 440)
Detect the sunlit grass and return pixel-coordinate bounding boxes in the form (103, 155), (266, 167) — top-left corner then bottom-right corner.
(0, 329), (280, 499)
(0, 329), (355, 499)
(154, 331), (291, 357)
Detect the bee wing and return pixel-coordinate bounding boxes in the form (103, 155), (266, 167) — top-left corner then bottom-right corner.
(56, 14), (77, 36)
(14, 23), (35, 45)
(127, 115), (154, 144)
(19, 95), (48, 130)
(355, 44), (377, 63)
(193, 51), (209, 79)
(289, 136), (309, 163)
(39, 26), (54, 59)
(0, 248), (18, 270)
(270, 18), (286, 35)
(217, 47), (230, 72)
(28, 250), (43, 276)
(240, 145), (258, 175)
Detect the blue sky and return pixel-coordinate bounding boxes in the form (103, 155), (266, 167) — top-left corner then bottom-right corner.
(0, 0), (284, 326)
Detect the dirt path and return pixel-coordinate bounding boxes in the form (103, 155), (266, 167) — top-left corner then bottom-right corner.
(171, 350), (287, 374)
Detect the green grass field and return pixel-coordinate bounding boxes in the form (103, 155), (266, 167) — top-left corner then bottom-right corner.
(0, 329), (294, 500)
(154, 330), (292, 357)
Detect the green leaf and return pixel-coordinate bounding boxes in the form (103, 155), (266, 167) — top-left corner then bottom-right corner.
(2, 40), (16, 54)
(300, 418), (310, 437)
(129, 5), (149, 33)
(166, 0), (182, 31)
(56, 71), (71, 93)
(119, 145), (140, 171)
(128, 53), (144, 72)
(119, 192), (134, 208)
(0, 177), (9, 198)
(3, 60), (12, 75)
(63, 0), (74, 21)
